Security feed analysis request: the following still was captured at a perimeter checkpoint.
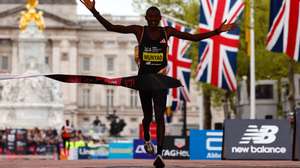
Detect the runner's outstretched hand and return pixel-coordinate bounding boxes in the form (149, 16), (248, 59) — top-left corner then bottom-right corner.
(216, 20), (237, 33)
(80, 0), (95, 11)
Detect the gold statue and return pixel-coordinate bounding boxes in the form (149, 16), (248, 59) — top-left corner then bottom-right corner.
(28, 0), (38, 8)
(19, 0), (45, 32)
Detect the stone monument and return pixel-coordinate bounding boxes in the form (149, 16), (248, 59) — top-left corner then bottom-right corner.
(0, 0), (64, 129)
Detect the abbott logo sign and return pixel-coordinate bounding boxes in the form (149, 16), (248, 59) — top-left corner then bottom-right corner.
(190, 130), (223, 160)
(223, 120), (292, 160)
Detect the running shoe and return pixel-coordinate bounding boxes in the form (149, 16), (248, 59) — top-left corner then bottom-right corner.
(144, 140), (155, 154)
(153, 154), (165, 168)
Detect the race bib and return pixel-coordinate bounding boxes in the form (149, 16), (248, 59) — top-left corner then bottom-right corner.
(142, 52), (163, 62)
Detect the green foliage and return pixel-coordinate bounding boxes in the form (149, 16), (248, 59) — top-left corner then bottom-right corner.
(238, 0), (300, 81)
(133, 0), (199, 24)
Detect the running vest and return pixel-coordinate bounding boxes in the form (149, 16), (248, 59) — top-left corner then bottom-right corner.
(137, 26), (168, 75)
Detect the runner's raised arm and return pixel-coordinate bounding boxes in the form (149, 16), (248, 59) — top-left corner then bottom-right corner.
(165, 20), (237, 41)
(80, 0), (142, 35)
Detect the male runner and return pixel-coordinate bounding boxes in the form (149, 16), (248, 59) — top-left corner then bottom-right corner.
(80, 0), (235, 167)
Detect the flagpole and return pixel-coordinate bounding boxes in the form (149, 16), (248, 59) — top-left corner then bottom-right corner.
(182, 100), (187, 137)
(249, 0), (256, 119)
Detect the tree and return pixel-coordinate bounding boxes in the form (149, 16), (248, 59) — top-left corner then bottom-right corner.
(238, 0), (300, 118)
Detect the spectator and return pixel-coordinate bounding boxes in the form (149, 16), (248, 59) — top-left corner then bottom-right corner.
(93, 116), (101, 127)
(106, 110), (117, 121)
(27, 129), (36, 154)
(0, 130), (4, 154)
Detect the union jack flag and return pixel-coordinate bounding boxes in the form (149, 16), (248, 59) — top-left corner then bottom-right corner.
(195, 0), (244, 91)
(266, 0), (300, 61)
(161, 17), (194, 111)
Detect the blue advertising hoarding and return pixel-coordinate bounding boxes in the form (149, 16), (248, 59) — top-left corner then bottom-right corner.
(109, 142), (133, 159)
(190, 130), (223, 160)
(78, 145), (109, 160)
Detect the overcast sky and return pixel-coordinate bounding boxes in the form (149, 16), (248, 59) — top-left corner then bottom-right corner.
(76, 0), (140, 16)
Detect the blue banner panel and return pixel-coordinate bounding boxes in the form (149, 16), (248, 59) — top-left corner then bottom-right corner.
(78, 147), (89, 159)
(190, 130), (223, 160)
(109, 142), (133, 159)
(133, 139), (157, 159)
(78, 145), (109, 160)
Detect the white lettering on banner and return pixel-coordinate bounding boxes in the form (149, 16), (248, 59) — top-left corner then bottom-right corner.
(78, 148), (89, 155)
(135, 145), (146, 154)
(207, 152), (222, 159)
(231, 146), (287, 154)
(206, 132), (223, 151)
(239, 125), (279, 144)
(135, 144), (157, 154)
(162, 149), (189, 157)
(232, 147), (250, 153)
(250, 146), (286, 154)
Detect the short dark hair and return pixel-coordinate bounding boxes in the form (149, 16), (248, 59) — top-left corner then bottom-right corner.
(146, 6), (161, 16)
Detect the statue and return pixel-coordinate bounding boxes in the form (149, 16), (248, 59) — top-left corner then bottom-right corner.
(19, 0), (45, 32)
(28, 0), (38, 8)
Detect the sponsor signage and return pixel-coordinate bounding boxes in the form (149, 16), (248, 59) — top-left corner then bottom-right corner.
(109, 142), (133, 159)
(133, 139), (157, 159)
(223, 119), (292, 160)
(162, 136), (189, 160)
(190, 130), (223, 160)
(78, 145), (109, 160)
(78, 147), (89, 159)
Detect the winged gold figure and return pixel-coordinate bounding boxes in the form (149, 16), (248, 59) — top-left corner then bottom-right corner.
(19, 0), (45, 32)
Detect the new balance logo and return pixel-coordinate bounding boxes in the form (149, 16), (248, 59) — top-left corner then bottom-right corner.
(239, 125), (279, 144)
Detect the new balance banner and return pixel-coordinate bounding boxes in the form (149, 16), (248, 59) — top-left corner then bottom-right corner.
(133, 139), (157, 159)
(295, 110), (300, 160)
(162, 136), (189, 160)
(223, 119), (292, 160)
(109, 142), (133, 159)
(190, 130), (223, 160)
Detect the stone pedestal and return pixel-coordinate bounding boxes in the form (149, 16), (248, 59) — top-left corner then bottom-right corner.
(0, 23), (64, 129)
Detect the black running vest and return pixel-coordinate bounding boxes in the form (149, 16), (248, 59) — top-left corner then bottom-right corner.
(138, 26), (168, 75)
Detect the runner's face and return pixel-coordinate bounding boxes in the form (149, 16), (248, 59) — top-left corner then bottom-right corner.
(145, 9), (161, 27)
